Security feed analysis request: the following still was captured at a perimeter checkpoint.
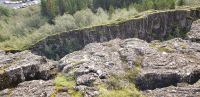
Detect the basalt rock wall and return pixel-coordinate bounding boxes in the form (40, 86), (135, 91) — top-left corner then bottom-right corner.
(30, 8), (200, 60)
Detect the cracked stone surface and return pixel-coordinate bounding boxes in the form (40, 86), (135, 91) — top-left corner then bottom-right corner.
(187, 19), (200, 42)
(59, 37), (200, 96)
(0, 80), (70, 97)
(2, 18), (200, 96)
(142, 81), (200, 97)
(0, 50), (57, 90)
(1, 37), (200, 97)
(136, 38), (200, 90)
(59, 38), (149, 96)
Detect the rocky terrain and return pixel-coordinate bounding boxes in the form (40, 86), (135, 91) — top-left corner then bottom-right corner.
(0, 50), (57, 90)
(30, 7), (200, 60)
(1, 9), (200, 97)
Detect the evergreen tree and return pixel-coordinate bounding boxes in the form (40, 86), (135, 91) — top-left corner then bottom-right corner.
(41, 0), (48, 16)
(40, 0), (178, 19)
(176, 0), (185, 6)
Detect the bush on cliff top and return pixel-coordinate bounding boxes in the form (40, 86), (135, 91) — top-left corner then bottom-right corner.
(41, 0), (177, 19)
(0, 5), (12, 17)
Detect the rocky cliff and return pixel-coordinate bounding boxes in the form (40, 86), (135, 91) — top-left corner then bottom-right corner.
(30, 7), (200, 60)
(1, 19), (200, 96)
(1, 8), (200, 97)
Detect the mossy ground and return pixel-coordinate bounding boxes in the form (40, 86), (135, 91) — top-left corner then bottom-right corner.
(52, 73), (82, 97)
(98, 62), (143, 97)
(98, 83), (142, 97)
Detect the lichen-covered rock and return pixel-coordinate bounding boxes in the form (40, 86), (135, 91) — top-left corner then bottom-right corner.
(59, 38), (150, 96)
(142, 81), (200, 97)
(136, 38), (200, 90)
(0, 80), (70, 97)
(59, 37), (200, 97)
(187, 19), (200, 42)
(0, 80), (55, 97)
(0, 51), (57, 90)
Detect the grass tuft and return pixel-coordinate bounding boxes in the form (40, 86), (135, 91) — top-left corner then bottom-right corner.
(53, 73), (82, 97)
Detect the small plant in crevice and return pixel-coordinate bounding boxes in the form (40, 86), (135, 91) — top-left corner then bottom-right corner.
(98, 59), (143, 97)
(52, 73), (82, 97)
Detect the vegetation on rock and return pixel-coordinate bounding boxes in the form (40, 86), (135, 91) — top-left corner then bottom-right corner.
(0, 0), (200, 97)
(0, 0), (199, 51)
(53, 73), (82, 97)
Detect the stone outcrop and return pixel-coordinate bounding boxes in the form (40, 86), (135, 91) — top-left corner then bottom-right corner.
(142, 81), (200, 97)
(187, 19), (200, 42)
(136, 38), (200, 90)
(1, 37), (200, 97)
(59, 38), (151, 96)
(1, 8), (200, 97)
(30, 7), (200, 60)
(58, 37), (200, 96)
(0, 80), (56, 97)
(0, 80), (70, 97)
(0, 50), (57, 90)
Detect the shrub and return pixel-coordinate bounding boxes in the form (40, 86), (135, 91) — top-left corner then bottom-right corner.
(74, 9), (96, 27)
(54, 14), (78, 32)
(181, 0), (200, 6)
(134, 0), (175, 12)
(0, 5), (12, 17)
(176, 0), (186, 6)
(93, 8), (109, 24)
(111, 7), (138, 21)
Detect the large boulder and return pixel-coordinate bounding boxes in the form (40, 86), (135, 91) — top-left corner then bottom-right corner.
(0, 51), (57, 90)
(187, 19), (200, 42)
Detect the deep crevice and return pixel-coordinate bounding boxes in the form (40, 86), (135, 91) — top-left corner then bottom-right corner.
(135, 69), (200, 91)
(0, 68), (57, 91)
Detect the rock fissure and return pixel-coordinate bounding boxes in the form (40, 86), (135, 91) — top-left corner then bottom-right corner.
(0, 50), (58, 90)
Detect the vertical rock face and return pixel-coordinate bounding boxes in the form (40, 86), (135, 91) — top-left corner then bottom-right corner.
(30, 8), (200, 60)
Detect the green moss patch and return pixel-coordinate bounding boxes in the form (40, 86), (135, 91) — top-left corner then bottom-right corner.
(52, 73), (82, 97)
(98, 62), (143, 97)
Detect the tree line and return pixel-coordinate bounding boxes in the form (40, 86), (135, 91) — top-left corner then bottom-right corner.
(41, 0), (179, 19)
